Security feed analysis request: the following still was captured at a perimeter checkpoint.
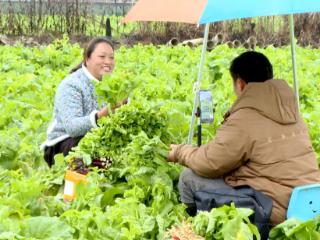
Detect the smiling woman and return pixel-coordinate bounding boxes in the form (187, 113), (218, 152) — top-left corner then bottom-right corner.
(72, 37), (115, 80)
(41, 37), (127, 167)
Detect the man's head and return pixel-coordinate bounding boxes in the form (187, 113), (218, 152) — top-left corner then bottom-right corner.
(230, 51), (273, 97)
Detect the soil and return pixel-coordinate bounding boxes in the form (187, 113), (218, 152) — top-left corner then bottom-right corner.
(1, 25), (320, 48)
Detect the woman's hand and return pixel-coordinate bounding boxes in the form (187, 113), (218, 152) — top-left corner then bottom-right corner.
(97, 98), (128, 119)
(114, 97), (128, 110)
(97, 107), (109, 119)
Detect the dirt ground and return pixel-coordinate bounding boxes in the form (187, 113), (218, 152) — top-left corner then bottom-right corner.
(1, 25), (320, 49)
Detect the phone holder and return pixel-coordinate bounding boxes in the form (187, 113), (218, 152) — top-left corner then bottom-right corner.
(196, 90), (214, 146)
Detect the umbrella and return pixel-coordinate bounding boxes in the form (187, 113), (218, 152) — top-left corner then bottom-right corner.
(123, 0), (320, 144)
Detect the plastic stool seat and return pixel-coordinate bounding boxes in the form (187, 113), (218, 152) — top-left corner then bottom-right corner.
(287, 183), (320, 221)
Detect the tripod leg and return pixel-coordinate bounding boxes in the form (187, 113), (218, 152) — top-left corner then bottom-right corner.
(197, 124), (202, 147)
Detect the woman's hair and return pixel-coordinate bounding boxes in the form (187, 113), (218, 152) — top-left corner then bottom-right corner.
(70, 37), (114, 73)
(229, 51), (273, 83)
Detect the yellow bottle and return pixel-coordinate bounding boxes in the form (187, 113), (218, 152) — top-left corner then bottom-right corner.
(63, 170), (87, 201)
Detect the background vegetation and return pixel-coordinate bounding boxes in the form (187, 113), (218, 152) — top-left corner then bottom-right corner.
(1, 0), (320, 47)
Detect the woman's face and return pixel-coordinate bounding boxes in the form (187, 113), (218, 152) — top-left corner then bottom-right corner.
(85, 42), (115, 80)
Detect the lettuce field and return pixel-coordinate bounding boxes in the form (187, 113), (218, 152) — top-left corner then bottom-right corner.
(0, 37), (320, 239)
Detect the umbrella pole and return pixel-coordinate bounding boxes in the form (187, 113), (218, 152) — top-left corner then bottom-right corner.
(187, 23), (210, 144)
(289, 14), (300, 110)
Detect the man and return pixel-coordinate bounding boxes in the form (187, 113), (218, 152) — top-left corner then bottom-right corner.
(168, 51), (320, 226)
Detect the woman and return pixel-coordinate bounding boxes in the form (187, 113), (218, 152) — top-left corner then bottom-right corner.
(42, 37), (126, 167)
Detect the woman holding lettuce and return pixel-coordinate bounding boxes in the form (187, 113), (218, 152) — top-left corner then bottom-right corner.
(42, 37), (127, 167)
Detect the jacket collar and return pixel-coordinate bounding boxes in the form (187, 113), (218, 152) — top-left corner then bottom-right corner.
(82, 64), (99, 83)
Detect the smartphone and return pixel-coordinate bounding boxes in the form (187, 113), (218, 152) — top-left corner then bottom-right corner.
(199, 90), (214, 124)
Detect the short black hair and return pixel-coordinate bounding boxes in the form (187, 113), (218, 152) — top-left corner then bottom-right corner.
(229, 51), (273, 83)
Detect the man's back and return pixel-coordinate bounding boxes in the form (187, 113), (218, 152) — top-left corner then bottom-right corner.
(223, 79), (320, 224)
(169, 52), (320, 230)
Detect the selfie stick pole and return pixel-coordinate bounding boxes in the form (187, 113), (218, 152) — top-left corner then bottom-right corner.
(187, 23), (210, 144)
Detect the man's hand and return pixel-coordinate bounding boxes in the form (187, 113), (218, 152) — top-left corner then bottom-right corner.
(168, 144), (179, 163)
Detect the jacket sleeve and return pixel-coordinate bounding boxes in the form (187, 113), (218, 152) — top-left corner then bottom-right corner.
(55, 82), (98, 137)
(175, 115), (250, 178)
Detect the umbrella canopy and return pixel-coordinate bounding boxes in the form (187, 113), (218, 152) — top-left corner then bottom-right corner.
(123, 0), (320, 24)
(200, 0), (320, 23)
(123, 0), (206, 24)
